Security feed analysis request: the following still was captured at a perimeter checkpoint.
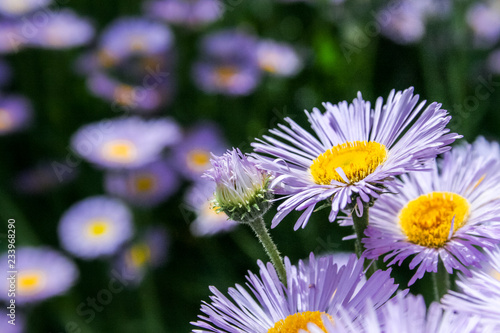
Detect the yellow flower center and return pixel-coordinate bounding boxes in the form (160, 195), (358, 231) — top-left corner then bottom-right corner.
(87, 219), (110, 238)
(17, 270), (46, 296)
(128, 243), (151, 268)
(114, 85), (136, 107)
(130, 36), (146, 52)
(310, 141), (388, 185)
(492, 270), (500, 282)
(399, 191), (470, 248)
(0, 109), (13, 131)
(97, 50), (117, 68)
(101, 139), (138, 164)
(214, 66), (238, 86)
(186, 149), (211, 172)
(134, 174), (156, 193)
(268, 311), (331, 333)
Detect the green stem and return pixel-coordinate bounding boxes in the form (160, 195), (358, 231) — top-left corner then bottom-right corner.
(351, 201), (377, 277)
(247, 217), (287, 286)
(432, 260), (451, 302)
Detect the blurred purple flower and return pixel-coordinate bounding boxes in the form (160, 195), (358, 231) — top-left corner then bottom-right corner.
(70, 116), (181, 169)
(257, 39), (303, 77)
(172, 122), (227, 181)
(113, 225), (170, 285)
(0, 59), (12, 86)
(26, 9), (95, 49)
(0, 247), (78, 305)
(0, 0), (51, 17)
(86, 72), (175, 113)
(184, 180), (237, 237)
(104, 159), (180, 207)
(0, 94), (33, 135)
(467, 1), (500, 47)
(144, 0), (223, 28)
(192, 29), (261, 95)
(97, 17), (174, 66)
(58, 196), (134, 259)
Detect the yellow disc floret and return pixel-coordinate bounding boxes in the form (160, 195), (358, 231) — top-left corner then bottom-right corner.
(17, 270), (46, 296)
(310, 141), (388, 185)
(101, 139), (138, 164)
(87, 219), (110, 238)
(268, 311), (331, 333)
(399, 191), (470, 248)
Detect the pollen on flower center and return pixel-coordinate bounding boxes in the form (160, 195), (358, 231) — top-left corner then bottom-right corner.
(268, 311), (331, 333)
(310, 141), (388, 185)
(399, 191), (470, 248)
(0, 109), (12, 130)
(187, 149), (211, 171)
(18, 270), (46, 295)
(215, 66), (238, 86)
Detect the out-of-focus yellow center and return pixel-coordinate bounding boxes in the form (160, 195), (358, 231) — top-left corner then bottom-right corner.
(17, 270), (45, 295)
(268, 311), (331, 333)
(259, 54), (280, 73)
(214, 66), (238, 86)
(114, 85), (136, 106)
(87, 219), (109, 238)
(310, 141), (388, 185)
(0, 109), (13, 131)
(97, 50), (117, 68)
(399, 191), (470, 248)
(101, 139), (138, 163)
(134, 174), (156, 193)
(128, 243), (151, 268)
(186, 149), (211, 172)
(129, 37), (146, 52)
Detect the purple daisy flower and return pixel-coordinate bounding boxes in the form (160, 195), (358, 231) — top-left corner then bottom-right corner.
(0, 247), (78, 305)
(0, 0), (51, 17)
(192, 30), (261, 96)
(192, 253), (398, 332)
(26, 9), (95, 49)
(362, 138), (500, 285)
(466, 1), (500, 47)
(256, 40), (303, 77)
(442, 246), (500, 327)
(113, 225), (169, 285)
(193, 61), (261, 96)
(172, 122), (227, 181)
(144, 0), (223, 28)
(70, 116), (181, 169)
(97, 17), (173, 66)
(0, 22), (25, 54)
(58, 196), (134, 259)
(104, 159), (180, 207)
(307, 292), (482, 333)
(185, 180), (237, 237)
(252, 87), (459, 230)
(0, 94), (33, 135)
(86, 72), (174, 113)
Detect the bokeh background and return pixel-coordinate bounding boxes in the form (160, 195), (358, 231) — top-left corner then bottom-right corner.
(1, 0), (500, 332)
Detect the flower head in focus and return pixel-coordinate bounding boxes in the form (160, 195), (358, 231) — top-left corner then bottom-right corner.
(204, 148), (273, 223)
(363, 137), (500, 285)
(252, 87), (460, 230)
(192, 253), (398, 332)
